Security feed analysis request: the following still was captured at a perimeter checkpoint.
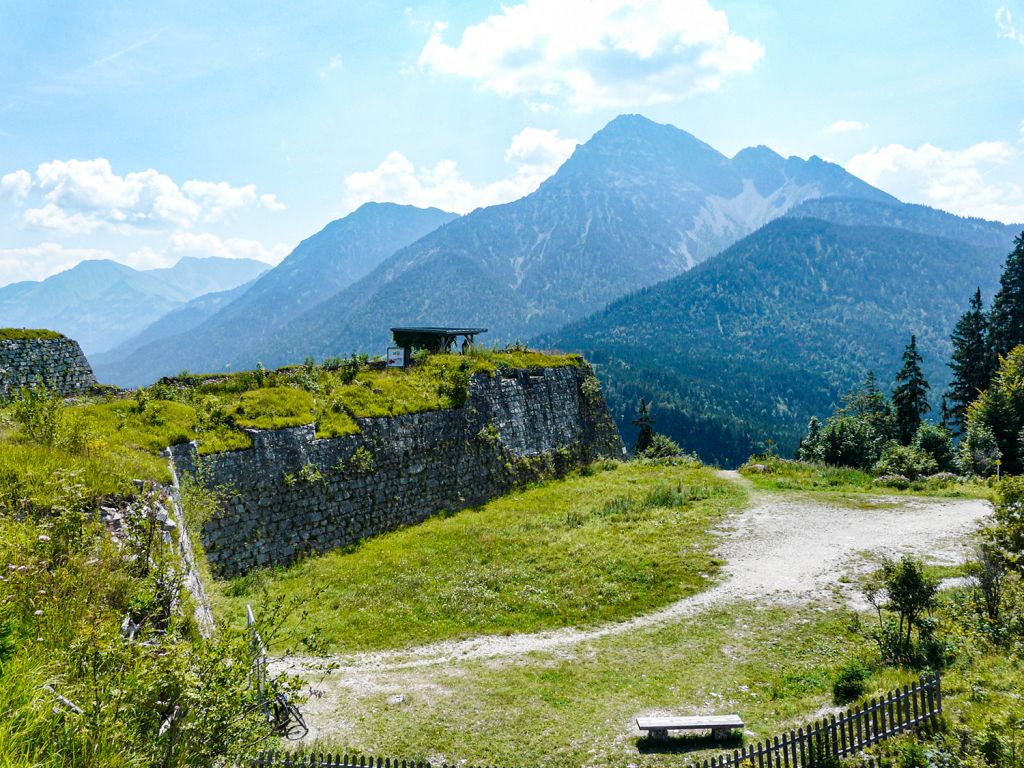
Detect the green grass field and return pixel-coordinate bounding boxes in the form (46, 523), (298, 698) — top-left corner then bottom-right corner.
(297, 602), (881, 767)
(740, 456), (992, 499)
(213, 460), (746, 653)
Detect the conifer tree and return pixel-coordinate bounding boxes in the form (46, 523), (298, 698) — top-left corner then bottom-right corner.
(631, 399), (655, 455)
(945, 288), (991, 431)
(988, 232), (1024, 360)
(892, 335), (931, 445)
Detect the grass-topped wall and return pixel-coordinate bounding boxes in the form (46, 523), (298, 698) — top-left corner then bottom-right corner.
(169, 361), (623, 577)
(0, 329), (96, 399)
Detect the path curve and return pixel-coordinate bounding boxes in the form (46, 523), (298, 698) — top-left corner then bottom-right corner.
(274, 480), (989, 680)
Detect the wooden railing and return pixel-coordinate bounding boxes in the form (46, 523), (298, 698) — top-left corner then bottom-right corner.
(250, 673), (942, 768)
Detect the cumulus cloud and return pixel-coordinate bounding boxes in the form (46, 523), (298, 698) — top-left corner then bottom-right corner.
(825, 120), (867, 135)
(0, 243), (115, 286)
(847, 141), (1024, 224)
(3, 158), (284, 234)
(418, 0), (763, 110)
(343, 127), (578, 213)
(0, 232), (288, 287)
(166, 232), (290, 264)
(0, 170), (32, 204)
(996, 5), (1024, 43)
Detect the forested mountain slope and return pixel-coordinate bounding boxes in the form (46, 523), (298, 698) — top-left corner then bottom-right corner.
(544, 216), (1013, 466)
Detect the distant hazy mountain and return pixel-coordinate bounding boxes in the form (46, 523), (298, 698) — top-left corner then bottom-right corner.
(0, 256), (269, 355)
(90, 281), (254, 373)
(545, 204), (1018, 466)
(254, 114), (896, 365)
(96, 203), (457, 386)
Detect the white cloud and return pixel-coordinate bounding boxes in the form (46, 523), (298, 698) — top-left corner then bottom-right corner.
(166, 232), (290, 264)
(847, 141), (1024, 224)
(996, 6), (1024, 43)
(259, 193), (287, 212)
(0, 170), (32, 204)
(343, 127), (578, 214)
(0, 243), (115, 286)
(825, 120), (867, 135)
(8, 158), (284, 234)
(320, 54), (343, 78)
(418, 0), (763, 110)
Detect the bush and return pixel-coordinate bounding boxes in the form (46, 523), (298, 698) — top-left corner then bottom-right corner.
(832, 659), (870, 704)
(638, 433), (684, 459)
(958, 419), (1001, 476)
(10, 385), (64, 445)
(912, 423), (956, 472)
(819, 416), (878, 470)
(873, 443), (937, 480)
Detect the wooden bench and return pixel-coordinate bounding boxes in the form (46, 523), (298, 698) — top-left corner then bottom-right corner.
(636, 714), (744, 741)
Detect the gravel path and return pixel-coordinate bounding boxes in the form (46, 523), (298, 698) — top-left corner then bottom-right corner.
(274, 477), (990, 686)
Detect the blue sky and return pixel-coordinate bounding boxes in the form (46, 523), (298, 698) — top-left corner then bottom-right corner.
(1, 0), (1022, 285)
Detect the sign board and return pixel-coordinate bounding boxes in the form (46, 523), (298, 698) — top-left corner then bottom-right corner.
(386, 346), (405, 368)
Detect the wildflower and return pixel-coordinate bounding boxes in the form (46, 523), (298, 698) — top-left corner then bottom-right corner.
(34, 609), (43, 616)
(37, 534), (51, 542)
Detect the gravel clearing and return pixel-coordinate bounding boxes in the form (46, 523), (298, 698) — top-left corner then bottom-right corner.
(272, 475), (990, 742)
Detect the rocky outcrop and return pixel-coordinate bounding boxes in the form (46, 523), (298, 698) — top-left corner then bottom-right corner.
(169, 363), (624, 577)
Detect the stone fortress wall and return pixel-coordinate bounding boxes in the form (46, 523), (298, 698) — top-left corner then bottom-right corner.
(169, 363), (624, 577)
(0, 331), (98, 398)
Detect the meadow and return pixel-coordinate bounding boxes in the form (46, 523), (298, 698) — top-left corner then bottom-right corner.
(213, 460), (746, 652)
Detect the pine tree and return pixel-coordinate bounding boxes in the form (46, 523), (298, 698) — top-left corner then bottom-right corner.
(892, 335), (931, 445)
(631, 399), (655, 455)
(945, 288), (991, 431)
(988, 232), (1024, 360)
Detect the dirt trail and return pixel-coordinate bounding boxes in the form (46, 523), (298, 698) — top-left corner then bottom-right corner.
(274, 478), (989, 681)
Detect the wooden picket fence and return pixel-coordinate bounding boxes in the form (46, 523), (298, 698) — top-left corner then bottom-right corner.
(687, 672), (942, 768)
(249, 673), (942, 768)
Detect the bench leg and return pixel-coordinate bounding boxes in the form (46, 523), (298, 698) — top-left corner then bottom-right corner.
(648, 729), (668, 741)
(712, 727), (728, 740)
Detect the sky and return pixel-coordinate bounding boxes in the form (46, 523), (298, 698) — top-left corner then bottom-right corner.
(0, 0), (1022, 286)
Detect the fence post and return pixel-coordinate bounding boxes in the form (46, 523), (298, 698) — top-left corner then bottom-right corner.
(935, 672), (943, 716)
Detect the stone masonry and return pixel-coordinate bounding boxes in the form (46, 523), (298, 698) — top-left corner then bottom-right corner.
(168, 363), (624, 577)
(0, 334), (98, 399)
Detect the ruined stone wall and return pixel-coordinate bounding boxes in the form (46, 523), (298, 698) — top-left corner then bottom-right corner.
(168, 363), (623, 577)
(0, 334), (98, 398)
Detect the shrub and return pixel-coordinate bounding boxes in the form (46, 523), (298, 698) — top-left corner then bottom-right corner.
(638, 433), (684, 459)
(873, 443), (937, 480)
(437, 359), (472, 408)
(10, 385), (64, 445)
(912, 422), (956, 472)
(832, 659), (870, 704)
(348, 446), (376, 474)
(863, 555), (939, 665)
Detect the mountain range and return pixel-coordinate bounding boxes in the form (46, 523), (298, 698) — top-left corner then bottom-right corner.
(0, 256), (269, 355)
(544, 197), (1019, 464)
(80, 114), (1024, 465)
(93, 203), (456, 384)
(96, 115), (894, 384)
